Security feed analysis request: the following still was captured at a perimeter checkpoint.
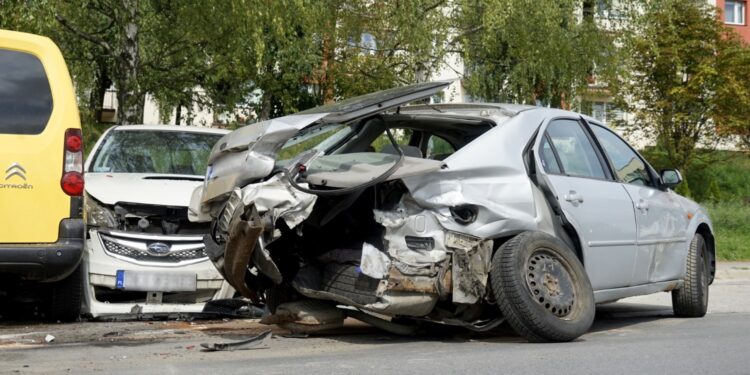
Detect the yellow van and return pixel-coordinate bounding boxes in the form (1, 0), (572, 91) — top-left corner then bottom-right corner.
(0, 30), (84, 320)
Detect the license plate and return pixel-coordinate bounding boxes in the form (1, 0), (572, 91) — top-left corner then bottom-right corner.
(115, 270), (197, 292)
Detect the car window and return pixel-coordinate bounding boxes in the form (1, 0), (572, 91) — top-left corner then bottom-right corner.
(370, 128), (414, 152)
(545, 119), (606, 179)
(540, 136), (562, 174)
(590, 125), (652, 186)
(276, 123), (351, 161)
(90, 130), (223, 175)
(0, 49), (53, 135)
(425, 135), (455, 160)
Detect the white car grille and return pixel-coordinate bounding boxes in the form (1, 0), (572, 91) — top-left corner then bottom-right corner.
(98, 231), (208, 266)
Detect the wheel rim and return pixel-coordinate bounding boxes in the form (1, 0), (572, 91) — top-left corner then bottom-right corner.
(525, 250), (576, 318)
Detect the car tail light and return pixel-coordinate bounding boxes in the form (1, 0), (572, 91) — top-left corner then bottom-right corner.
(61, 128), (84, 196)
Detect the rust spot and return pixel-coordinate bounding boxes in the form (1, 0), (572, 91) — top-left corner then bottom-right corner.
(385, 267), (439, 294)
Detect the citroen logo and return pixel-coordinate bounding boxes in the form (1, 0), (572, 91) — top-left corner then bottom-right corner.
(146, 242), (171, 256)
(5, 163), (26, 181)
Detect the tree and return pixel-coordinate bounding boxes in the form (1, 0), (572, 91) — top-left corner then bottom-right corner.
(457, 0), (622, 108)
(611, 0), (750, 180)
(249, 0), (451, 120)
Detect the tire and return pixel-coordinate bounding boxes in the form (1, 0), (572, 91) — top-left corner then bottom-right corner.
(672, 233), (709, 317)
(321, 263), (379, 305)
(490, 231), (595, 342)
(47, 263), (83, 322)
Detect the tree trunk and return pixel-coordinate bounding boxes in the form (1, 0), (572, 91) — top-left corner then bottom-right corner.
(117, 0), (143, 124)
(321, 32), (335, 104)
(260, 92), (272, 121)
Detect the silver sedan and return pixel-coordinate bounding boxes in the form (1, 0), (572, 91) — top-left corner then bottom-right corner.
(190, 81), (714, 342)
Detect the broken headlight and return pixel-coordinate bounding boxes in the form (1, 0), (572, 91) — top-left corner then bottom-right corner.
(85, 194), (118, 228)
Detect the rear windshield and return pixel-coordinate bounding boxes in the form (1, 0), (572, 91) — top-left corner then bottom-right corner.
(89, 130), (223, 175)
(0, 49), (53, 135)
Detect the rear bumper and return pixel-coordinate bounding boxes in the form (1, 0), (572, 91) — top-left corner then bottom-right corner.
(0, 219), (84, 282)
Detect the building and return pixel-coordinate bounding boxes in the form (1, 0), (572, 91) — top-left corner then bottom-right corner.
(713, 0), (750, 43)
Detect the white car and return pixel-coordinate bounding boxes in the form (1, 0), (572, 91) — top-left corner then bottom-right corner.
(83, 125), (234, 318)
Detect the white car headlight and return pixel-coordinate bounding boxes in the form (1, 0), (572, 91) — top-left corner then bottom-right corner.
(85, 194), (118, 228)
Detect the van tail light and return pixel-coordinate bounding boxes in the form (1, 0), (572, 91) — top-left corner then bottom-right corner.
(61, 128), (84, 196)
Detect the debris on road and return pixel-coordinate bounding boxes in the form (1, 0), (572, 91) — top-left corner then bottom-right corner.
(260, 300), (344, 334)
(199, 329), (272, 352)
(44, 334), (55, 343)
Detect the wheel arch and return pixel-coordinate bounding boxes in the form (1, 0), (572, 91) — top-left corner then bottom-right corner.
(696, 223), (716, 284)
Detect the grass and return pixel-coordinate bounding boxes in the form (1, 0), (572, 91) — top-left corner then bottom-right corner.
(705, 201), (750, 261)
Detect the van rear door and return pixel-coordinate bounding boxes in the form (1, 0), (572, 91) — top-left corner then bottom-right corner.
(0, 30), (82, 243)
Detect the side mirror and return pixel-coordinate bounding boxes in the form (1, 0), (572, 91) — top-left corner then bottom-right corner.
(660, 169), (682, 189)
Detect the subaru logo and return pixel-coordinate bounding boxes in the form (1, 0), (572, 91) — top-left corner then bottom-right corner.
(146, 242), (171, 256)
(5, 162), (26, 181)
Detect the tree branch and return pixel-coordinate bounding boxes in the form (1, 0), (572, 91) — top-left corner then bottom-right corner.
(55, 14), (112, 52)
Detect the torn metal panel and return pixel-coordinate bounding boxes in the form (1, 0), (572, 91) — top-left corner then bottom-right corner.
(374, 199), (450, 269)
(223, 209), (263, 301)
(202, 113), (329, 204)
(446, 232), (493, 304)
(360, 242), (391, 279)
(401, 169), (539, 240)
(238, 174), (318, 231)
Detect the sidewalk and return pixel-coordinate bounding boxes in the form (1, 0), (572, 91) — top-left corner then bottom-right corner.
(714, 262), (750, 282)
(616, 261), (750, 314)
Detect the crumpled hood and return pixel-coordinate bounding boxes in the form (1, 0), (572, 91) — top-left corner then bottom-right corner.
(86, 173), (203, 207)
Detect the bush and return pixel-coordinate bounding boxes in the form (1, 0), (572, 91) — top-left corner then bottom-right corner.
(640, 148), (750, 203)
(704, 201), (750, 261)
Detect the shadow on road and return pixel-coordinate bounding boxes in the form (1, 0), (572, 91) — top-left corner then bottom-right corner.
(0, 300), (681, 349)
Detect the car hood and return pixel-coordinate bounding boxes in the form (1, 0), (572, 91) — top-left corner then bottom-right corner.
(86, 173), (204, 207)
(200, 81), (451, 205)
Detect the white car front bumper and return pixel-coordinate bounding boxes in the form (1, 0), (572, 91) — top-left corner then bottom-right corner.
(84, 228), (234, 318)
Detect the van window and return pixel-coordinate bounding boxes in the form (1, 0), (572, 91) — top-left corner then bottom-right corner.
(0, 49), (53, 135)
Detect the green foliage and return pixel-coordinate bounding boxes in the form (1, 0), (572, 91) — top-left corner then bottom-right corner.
(612, 0), (750, 175)
(705, 201), (750, 261)
(252, 0), (450, 119)
(705, 180), (722, 203)
(642, 148), (750, 203)
(457, 0), (623, 107)
(1, 1), (450, 124)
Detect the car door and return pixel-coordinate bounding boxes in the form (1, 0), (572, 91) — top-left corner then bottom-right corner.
(588, 124), (688, 284)
(538, 118), (639, 290)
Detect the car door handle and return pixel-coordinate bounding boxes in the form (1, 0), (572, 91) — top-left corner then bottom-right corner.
(564, 191), (584, 204)
(635, 199), (649, 213)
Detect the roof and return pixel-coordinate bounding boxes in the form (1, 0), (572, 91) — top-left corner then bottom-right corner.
(398, 103), (538, 117)
(112, 124), (230, 135)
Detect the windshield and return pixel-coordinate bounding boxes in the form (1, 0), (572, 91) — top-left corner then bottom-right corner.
(89, 130), (223, 175)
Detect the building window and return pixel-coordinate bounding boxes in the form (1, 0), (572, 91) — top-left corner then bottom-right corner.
(589, 101), (624, 125)
(725, 1), (746, 25)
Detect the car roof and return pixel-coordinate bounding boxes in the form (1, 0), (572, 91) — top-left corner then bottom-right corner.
(399, 103), (537, 117)
(399, 103), (605, 126)
(112, 124), (230, 134)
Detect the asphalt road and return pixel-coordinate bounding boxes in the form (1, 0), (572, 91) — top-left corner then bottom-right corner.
(2, 263), (750, 375)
